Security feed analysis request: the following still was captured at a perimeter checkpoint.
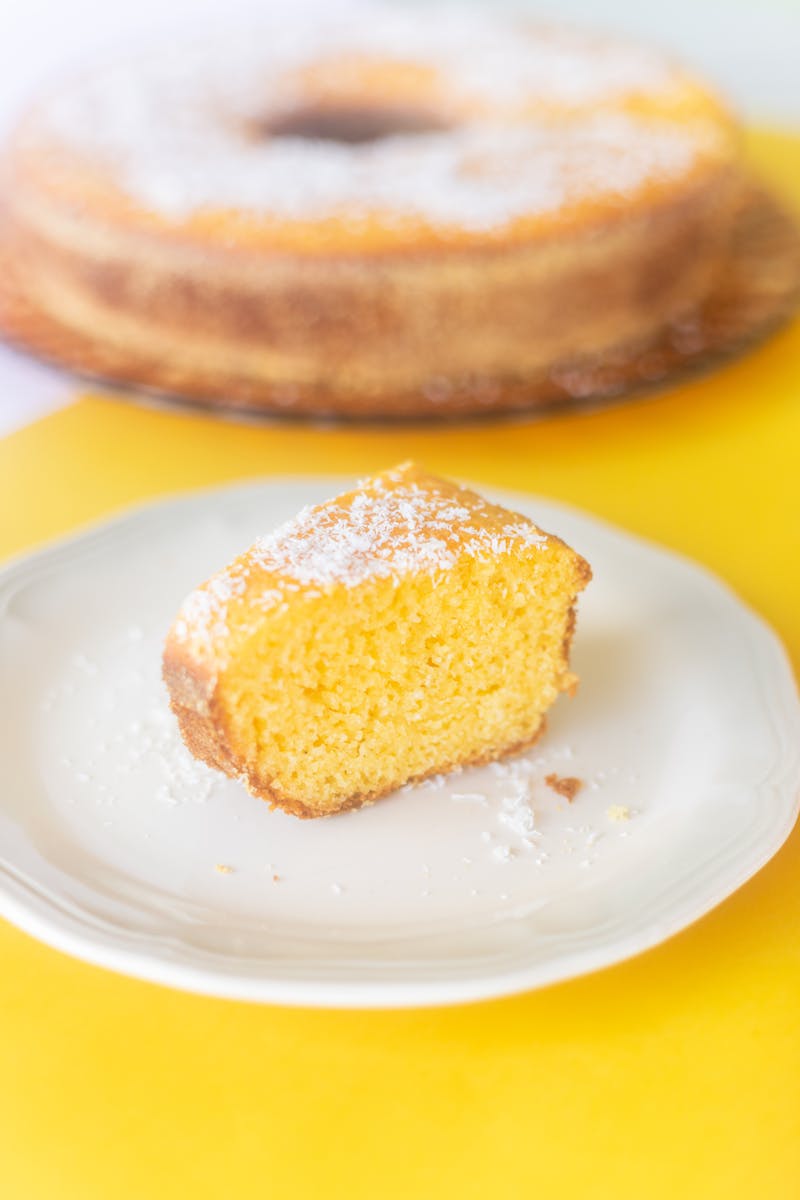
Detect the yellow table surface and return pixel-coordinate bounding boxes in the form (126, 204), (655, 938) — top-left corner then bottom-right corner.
(1, 129), (799, 1200)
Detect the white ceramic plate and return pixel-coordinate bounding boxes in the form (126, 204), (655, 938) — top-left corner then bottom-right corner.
(0, 479), (798, 1007)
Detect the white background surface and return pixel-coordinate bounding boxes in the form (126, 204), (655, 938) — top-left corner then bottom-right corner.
(0, 0), (798, 436)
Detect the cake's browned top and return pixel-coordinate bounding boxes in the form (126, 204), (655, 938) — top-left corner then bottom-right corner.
(8, 6), (736, 254)
(168, 463), (588, 668)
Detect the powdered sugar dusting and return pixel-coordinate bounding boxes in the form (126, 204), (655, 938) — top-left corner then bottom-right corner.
(21, 5), (723, 233)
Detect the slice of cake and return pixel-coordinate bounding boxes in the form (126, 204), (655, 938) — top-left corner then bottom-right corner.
(163, 464), (591, 818)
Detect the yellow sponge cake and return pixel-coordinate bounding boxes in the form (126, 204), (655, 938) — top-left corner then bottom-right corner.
(163, 464), (591, 817)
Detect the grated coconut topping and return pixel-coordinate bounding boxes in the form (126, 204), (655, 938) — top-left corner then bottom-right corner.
(170, 465), (551, 651)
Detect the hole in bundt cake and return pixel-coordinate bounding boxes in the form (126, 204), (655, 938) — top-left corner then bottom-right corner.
(258, 103), (450, 144)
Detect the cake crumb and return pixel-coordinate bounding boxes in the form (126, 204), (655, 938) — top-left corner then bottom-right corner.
(606, 804), (632, 822)
(215, 863), (234, 874)
(545, 773), (583, 802)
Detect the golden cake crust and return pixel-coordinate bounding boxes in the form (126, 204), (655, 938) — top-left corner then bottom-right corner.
(0, 10), (747, 417)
